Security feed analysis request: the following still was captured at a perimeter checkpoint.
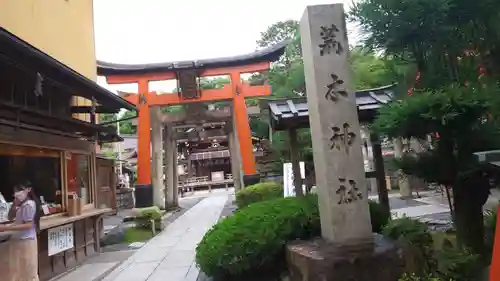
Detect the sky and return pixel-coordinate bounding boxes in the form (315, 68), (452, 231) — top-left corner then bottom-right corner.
(93, 0), (359, 93)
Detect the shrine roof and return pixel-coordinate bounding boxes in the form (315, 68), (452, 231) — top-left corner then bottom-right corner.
(267, 84), (396, 131)
(0, 27), (136, 112)
(97, 41), (289, 75)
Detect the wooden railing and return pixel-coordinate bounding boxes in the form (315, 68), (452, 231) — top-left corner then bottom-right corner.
(181, 175), (234, 189)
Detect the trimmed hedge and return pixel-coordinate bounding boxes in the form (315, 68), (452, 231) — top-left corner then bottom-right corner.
(195, 195), (390, 279)
(235, 181), (283, 209)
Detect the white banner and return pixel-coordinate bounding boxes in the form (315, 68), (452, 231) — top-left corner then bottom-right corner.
(48, 224), (74, 256)
(283, 162), (306, 197)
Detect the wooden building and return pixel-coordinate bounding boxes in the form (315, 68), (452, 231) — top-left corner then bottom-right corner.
(265, 85), (396, 210)
(0, 27), (136, 280)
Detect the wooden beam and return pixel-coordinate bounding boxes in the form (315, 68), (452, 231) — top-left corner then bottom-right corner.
(104, 61), (271, 85)
(117, 84), (270, 107)
(0, 124), (93, 152)
(150, 87), (233, 106)
(241, 84), (271, 98)
(70, 106), (120, 114)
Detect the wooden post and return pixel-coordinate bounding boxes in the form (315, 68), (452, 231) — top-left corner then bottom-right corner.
(135, 80), (153, 207)
(289, 128), (303, 196)
(370, 133), (390, 214)
(136, 80), (152, 185)
(490, 205), (500, 281)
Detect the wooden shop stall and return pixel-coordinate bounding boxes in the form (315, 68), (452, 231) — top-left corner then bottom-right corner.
(0, 27), (136, 280)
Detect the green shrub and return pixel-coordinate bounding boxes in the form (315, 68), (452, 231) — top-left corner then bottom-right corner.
(383, 217), (436, 275)
(235, 181), (283, 208)
(369, 200), (391, 232)
(196, 195), (319, 279)
(137, 206), (163, 220)
(398, 273), (445, 281)
(435, 247), (481, 281)
(136, 206), (163, 229)
(196, 195), (391, 279)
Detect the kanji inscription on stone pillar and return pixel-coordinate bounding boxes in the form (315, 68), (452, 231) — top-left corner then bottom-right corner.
(300, 4), (373, 245)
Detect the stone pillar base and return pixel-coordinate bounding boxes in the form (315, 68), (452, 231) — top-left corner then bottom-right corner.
(134, 184), (153, 208)
(286, 234), (405, 281)
(242, 174), (260, 187)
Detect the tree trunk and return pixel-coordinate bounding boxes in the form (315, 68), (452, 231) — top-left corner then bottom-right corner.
(371, 133), (390, 215)
(453, 182), (485, 255)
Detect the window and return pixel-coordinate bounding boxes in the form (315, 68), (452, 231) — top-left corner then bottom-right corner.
(66, 153), (92, 205)
(0, 143), (63, 218)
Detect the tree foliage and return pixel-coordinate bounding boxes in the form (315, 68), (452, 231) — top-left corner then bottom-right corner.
(354, 0), (500, 255)
(350, 0), (500, 85)
(99, 110), (137, 135)
(257, 20), (301, 67)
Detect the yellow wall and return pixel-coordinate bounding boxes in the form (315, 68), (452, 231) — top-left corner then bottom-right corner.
(0, 0), (97, 121)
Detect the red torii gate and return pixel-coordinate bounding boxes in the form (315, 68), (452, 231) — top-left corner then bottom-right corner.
(97, 42), (287, 191)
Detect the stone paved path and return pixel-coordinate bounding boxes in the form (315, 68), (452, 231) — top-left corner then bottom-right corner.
(101, 190), (229, 281)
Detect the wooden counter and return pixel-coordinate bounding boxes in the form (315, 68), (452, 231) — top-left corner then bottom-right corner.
(40, 208), (112, 230)
(38, 208), (112, 281)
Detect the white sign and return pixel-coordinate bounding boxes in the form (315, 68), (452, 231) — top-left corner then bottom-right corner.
(283, 162), (306, 197)
(48, 224), (74, 256)
(211, 171), (224, 182)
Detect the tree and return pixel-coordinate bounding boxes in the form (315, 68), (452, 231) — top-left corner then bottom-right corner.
(349, 0), (500, 85)
(351, 0), (500, 255)
(98, 110), (139, 135)
(257, 20), (301, 67)
(199, 77), (230, 90)
(374, 84), (500, 254)
(350, 47), (409, 95)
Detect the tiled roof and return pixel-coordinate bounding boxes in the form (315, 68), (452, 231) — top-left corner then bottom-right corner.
(267, 84), (396, 130)
(98, 41), (288, 75)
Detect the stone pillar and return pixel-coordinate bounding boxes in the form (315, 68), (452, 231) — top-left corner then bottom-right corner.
(409, 139), (427, 194)
(231, 112), (247, 188)
(172, 141), (179, 206)
(394, 138), (411, 198)
(286, 5), (404, 281)
(228, 130), (243, 191)
(150, 107), (165, 209)
(164, 125), (176, 210)
(300, 4), (372, 244)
